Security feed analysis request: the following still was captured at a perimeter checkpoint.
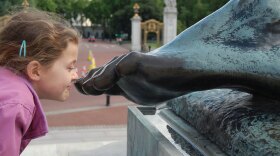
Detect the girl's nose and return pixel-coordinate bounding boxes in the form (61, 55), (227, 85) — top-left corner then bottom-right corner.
(72, 69), (79, 80)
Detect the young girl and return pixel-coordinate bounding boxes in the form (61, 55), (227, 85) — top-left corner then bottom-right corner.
(0, 9), (79, 155)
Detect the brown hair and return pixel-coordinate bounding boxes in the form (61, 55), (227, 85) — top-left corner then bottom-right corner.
(0, 8), (80, 74)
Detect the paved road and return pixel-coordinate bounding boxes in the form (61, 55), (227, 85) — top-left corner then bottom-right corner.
(41, 40), (134, 127)
(21, 126), (127, 156)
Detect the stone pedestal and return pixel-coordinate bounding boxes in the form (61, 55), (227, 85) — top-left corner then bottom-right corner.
(163, 7), (177, 44)
(131, 15), (142, 51)
(127, 106), (225, 156)
(167, 89), (280, 156)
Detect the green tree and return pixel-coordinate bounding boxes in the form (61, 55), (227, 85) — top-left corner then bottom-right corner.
(84, 0), (110, 27)
(71, 0), (90, 19)
(84, 0), (111, 38)
(0, 0), (229, 40)
(35, 0), (57, 12)
(53, 0), (74, 20)
(85, 0), (164, 39)
(0, 0), (23, 16)
(177, 0), (228, 33)
(138, 0), (164, 21)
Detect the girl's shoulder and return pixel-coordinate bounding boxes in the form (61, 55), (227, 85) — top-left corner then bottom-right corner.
(0, 68), (35, 113)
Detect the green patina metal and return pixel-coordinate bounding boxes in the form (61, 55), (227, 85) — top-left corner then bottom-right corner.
(168, 89), (280, 155)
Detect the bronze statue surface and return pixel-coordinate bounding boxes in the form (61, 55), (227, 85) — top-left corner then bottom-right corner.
(168, 89), (280, 155)
(75, 0), (280, 105)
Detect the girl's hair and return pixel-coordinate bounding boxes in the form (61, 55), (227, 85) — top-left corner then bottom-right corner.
(0, 8), (80, 74)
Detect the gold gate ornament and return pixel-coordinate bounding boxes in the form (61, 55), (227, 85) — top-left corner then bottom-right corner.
(141, 19), (163, 46)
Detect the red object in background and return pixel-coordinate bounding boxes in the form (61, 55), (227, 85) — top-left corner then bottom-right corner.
(88, 35), (96, 42)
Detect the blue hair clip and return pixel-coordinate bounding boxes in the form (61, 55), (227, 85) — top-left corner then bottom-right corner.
(19, 40), (27, 57)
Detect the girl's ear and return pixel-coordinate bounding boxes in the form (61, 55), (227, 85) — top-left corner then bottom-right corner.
(26, 60), (42, 81)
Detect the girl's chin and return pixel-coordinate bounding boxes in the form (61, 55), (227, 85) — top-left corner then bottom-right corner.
(49, 91), (70, 102)
(53, 96), (68, 102)
(61, 90), (70, 101)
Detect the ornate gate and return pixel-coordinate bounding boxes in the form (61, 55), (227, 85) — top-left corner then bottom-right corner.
(141, 19), (163, 47)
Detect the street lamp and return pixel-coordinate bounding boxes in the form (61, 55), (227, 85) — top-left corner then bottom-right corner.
(133, 3), (140, 17)
(109, 14), (113, 42)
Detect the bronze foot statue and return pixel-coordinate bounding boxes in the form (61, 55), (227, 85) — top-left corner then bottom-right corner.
(75, 0), (280, 105)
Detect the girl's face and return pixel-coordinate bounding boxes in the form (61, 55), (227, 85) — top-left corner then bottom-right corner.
(35, 42), (79, 101)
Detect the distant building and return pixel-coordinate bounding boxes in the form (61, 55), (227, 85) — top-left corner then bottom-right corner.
(71, 14), (104, 39)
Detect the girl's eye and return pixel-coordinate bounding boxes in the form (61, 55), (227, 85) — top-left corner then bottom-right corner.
(68, 67), (77, 72)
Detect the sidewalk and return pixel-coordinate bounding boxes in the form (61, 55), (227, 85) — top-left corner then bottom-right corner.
(46, 102), (134, 127)
(21, 126), (127, 156)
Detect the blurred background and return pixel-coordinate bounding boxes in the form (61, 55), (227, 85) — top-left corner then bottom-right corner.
(1, 0), (228, 44)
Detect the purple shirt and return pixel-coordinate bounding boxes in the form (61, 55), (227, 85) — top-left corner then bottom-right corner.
(0, 67), (48, 156)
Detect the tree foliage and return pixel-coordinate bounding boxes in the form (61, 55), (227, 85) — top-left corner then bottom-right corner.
(83, 0), (163, 38)
(177, 0), (229, 33)
(35, 0), (57, 12)
(83, 0), (227, 37)
(0, 0), (229, 38)
(0, 0), (24, 16)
